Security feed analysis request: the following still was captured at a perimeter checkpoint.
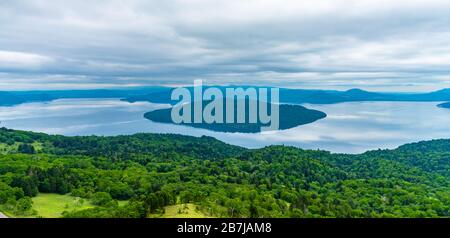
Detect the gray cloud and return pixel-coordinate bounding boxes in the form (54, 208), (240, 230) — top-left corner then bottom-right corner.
(1, 0), (450, 91)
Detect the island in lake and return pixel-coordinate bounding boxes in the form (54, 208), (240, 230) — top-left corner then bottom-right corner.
(144, 100), (327, 133)
(437, 102), (450, 108)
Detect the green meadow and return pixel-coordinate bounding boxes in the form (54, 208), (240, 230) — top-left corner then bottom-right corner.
(1, 193), (206, 218)
(30, 193), (95, 218)
(0, 193), (129, 218)
(29, 194), (130, 218)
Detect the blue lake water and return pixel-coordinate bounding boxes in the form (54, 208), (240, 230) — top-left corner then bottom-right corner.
(1, 98), (450, 153)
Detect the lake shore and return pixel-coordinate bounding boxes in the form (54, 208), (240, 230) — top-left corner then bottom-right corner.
(1, 99), (450, 153)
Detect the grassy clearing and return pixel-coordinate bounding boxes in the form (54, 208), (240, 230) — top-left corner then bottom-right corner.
(0, 143), (17, 154)
(31, 141), (43, 152)
(0, 142), (43, 154)
(2, 193), (204, 218)
(149, 203), (211, 218)
(1, 193), (130, 218)
(31, 193), (95, 218)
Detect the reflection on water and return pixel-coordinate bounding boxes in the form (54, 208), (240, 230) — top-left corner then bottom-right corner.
(1, 99), (450, 153)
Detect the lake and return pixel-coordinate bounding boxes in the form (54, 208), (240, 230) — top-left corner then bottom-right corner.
(1, 98), (450, 153)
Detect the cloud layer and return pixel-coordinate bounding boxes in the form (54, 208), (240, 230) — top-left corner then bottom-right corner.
(2, 0), (450, 91)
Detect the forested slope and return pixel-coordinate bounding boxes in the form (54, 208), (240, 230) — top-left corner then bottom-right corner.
(0, 128), (449, 218)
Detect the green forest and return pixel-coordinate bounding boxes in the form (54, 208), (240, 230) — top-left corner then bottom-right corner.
(0, 127), (449, 218)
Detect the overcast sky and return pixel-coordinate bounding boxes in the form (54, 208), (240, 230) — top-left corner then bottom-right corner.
(2, 0), (450, 91)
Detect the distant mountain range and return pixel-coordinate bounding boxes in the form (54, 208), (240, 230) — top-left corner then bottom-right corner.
(2, 87), (450, 106)
(0, 87), (168, 106)
(125, 87), (450, 106)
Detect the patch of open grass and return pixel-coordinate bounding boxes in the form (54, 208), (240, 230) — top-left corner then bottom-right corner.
(31, 142), (43, 152)
(0, 143), (17, 154)
(31, 193), (96, 218)
(2, 193), (130, 218)
(0, 142), (43, 154)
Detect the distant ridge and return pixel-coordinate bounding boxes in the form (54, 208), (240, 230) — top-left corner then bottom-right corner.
(3, 87), (450, 106)
(124, 87), (450, 105)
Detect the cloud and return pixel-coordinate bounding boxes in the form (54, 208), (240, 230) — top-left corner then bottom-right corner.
(0, 50), (52, 69)
(1, 0), (450, 91)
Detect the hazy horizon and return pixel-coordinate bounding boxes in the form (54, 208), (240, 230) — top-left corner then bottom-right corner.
(2, 84), (450, 94)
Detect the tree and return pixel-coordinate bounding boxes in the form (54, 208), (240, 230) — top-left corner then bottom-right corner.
(15, 197), (33, 213)
(91, 192), (113, 206)
(11, 176), (38, 197)
(18, 144), (35, 154)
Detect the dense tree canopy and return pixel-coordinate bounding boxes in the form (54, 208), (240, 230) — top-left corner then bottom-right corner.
(0, 128), (449, 218)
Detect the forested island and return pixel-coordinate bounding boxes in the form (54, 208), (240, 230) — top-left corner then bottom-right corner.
(437, 102), (450, 108)
(144, 102), (326, 133)
(0, 128), (449, 218)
